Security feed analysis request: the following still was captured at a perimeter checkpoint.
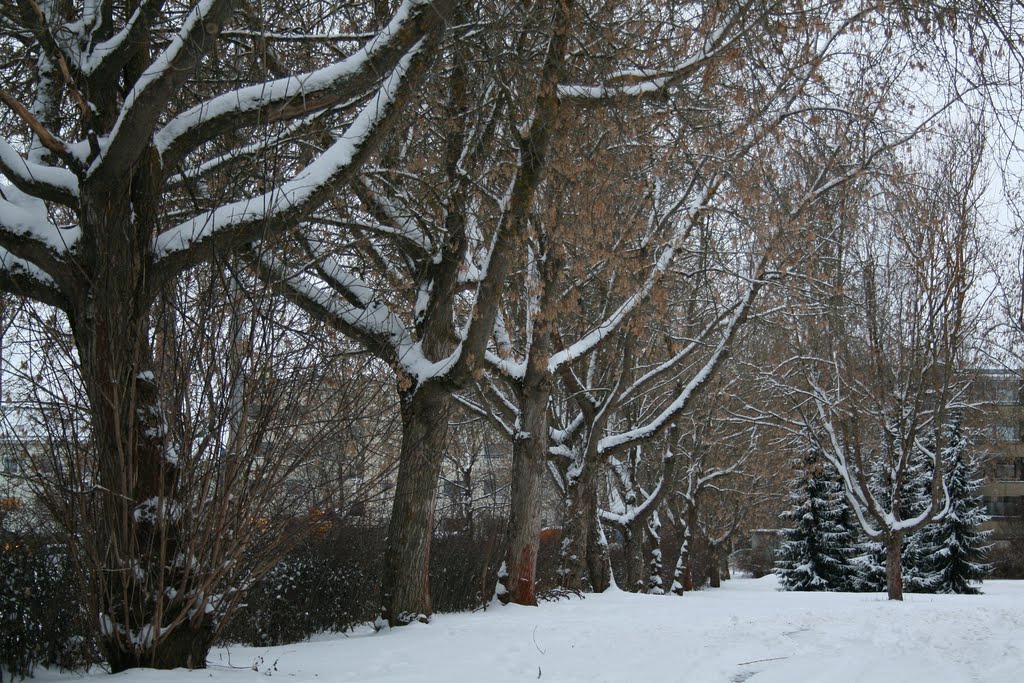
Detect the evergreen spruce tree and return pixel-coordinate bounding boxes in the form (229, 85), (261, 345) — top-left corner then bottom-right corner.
(849, 535), (888, 592)
(899, 440), (940, 594)
(775, 443), (857, 591)
(919, 417), (992, 594)
(827, 466), (863, 592)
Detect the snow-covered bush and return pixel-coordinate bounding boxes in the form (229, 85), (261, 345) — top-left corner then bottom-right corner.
(222, 516), (516, 646)
(1, 538), (100, 680)
(221, 524), (386, 646)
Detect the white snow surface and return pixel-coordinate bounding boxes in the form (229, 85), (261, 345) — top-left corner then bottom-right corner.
(34, 576), (1024, 682)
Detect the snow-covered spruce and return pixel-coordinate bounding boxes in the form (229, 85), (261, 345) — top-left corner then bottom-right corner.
(916, 417), (992, 594)
(775, 442), (857, 592)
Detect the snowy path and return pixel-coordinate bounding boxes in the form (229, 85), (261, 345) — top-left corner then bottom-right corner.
(38, 577), (1024, 683)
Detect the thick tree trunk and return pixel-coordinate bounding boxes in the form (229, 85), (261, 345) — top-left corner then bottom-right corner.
(886, 533), (905, 601)
(105, 623), (212, 673)
(72, 181), (216, 670)
(380, 386), (451, 625)
(587, 509), (612, 592)
(558, 461), (593, 590)
(78, 326), (214, 670)
(708, 543), (721, 588)
(622, 524), (645, 592)
(499, 433), (546, 604)
(498, 357), (552, 605)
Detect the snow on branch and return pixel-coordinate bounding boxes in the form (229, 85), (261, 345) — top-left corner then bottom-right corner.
(557, 1), (756, 102)
(89, 0), (233, 183)
(453, 387), (516, 440)
(616, 306), (739, 407)
(598, 261), (766, 456)
(153, 39), (428, 272)
(600, 456), (671, 527)
(219, 30), (377, 43)
(353, 177), (433, 253)
(0, 88), (73, 166)
(251, 248), (463, 390)
(79, 0), (160, 81)
(0, 189), (80, 258)
(0, 246), (66, 308)
(808, 376), (953, 539)
(165, 113), (329, 187)
(0, 138), (78, 205)
(550, 185), (715, 373)
(155, 0), (451, 168)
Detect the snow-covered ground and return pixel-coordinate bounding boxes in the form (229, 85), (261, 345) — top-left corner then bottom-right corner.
(36, 576), (1024, 683)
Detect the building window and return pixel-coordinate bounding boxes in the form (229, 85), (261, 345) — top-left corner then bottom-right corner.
(986, 496), (1024, 518)
(443, 479), (463, 502)
(991, 461), (1017, 480)
(992, 421), (1019, 442)
(992, 384), (1019, 405)
(482, 474), (499, 497)
(2, 455), (19, 475)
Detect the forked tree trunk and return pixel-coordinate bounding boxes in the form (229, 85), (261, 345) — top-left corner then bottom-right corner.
(886, 532), (905, 601)
(380, 385), (451, 625)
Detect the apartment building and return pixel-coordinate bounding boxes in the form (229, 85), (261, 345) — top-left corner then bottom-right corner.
(971, 370), (1024, 557)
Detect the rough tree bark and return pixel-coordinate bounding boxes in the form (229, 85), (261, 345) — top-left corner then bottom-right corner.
(587, 508), (613, 592)
(708, 543), (722, 588)
(886, 532), (905, 601)
(559, 466), (594, 591)
(622, 522), (646, 592)
(645, 516), (665, 594)
(73, 151), (216, 670)
(498, 362), (553, 605)
(380, 385), (452, 624)
(496, 225), (561, 605)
